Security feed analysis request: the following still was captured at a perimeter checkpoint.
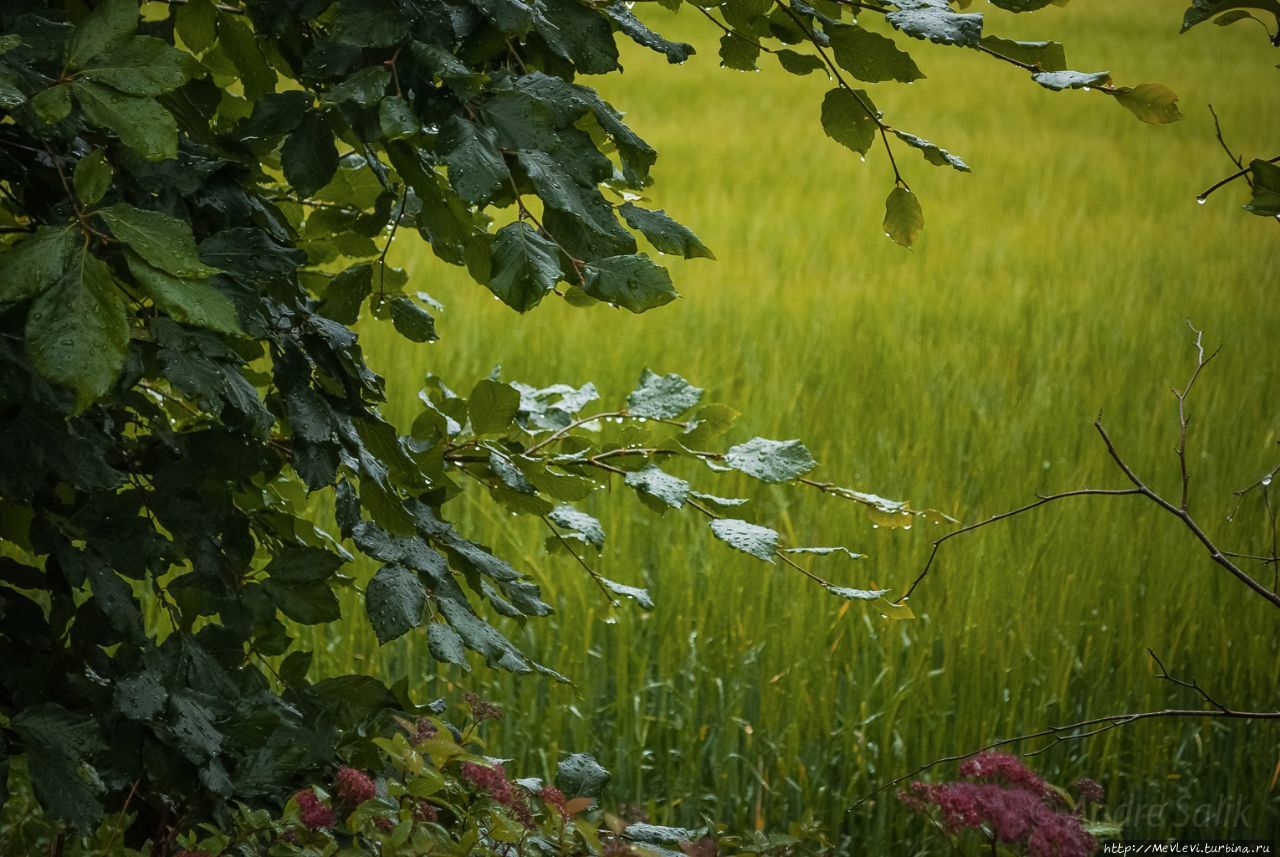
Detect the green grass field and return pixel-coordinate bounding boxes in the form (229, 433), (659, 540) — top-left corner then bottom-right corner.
(306, 1), (1280, 847)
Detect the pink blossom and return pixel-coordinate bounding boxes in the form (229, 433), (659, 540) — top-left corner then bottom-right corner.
(295, 788), (336, 830)
(334, 766), (376, 805)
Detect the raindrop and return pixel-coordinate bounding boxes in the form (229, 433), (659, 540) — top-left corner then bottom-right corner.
(1263, 475), (1273, 488)
(1196, 196), (1207, 206)
(1082, 86), (1091, 92)
(871, 523), (879, 529)
(902, 524), (912, 531)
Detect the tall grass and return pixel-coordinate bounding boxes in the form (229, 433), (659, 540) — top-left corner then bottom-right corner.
(306, 0), (1280, 846)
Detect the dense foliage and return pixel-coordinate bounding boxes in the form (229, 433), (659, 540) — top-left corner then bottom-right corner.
(0, 0), (1246, 849)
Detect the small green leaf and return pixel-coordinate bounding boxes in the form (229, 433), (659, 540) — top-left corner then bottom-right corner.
(390, 295), (438, 342)
(79, 36), (191, 96)
(469, 378), (521, 435)
(892, 130), (970, 172)
(125, 254), (242, 335)
(378, 95), (417, 139)
(1031, 70), (1111, 91)
(718, 32), (760, 71)
(216, 13), (276, 99)
(1244, 159), (1280, 216)
(25, 250), (129, 411)
(73, 150), (113, 206)
(0, 227), (76, 304)
(31, 85), (72, 124)
(979, 35), (1066, 72)
(175, 0), (217, 52)
(776, 49), (826, 75)
(830, 24), (924, 84)
(885, 8), (983, 47)
(365, 564), (427, 644)
(821, 88), (877, 156)
(624, 465), (689, 509)
(439, 116), (509, 204)
(99, 203), (217, 278)
(487, 221), (561, 312)
(282, 112), (340, 197)
(114, 673), (167, 721)
(67, 0), (137, 68)
(627, 369), (703, 419)
(883, 186), (923, 248)
(73, 81), (177, 160)
(709, 518), (778, 562)
(427, 622), (469, 667)
(582, 254), (677, 314)
(619, 204), (714, 259)
(724, 437), (816, 483)
(556, 753), (611, 798)
(1112, 83), (1182, 124)
(548, 505), (605, 550)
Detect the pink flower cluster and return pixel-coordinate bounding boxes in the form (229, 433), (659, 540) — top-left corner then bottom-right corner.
(899, 753), (1096, 857)
(460, 761), (534, 828)
(334, 766), (376, 805)
(464, 691), (504, 723)
(411, 716), (438, 744)
(538, 785), (568, 817)
(294, 788), (336, 830)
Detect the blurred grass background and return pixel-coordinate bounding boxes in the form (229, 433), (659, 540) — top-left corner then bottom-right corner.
(306, 0), (1280, 847)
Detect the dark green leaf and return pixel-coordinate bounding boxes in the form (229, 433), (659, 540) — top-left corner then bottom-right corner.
(73, 150), (113, 205)
(603, 2), (694, 63)
(599, 577), (653, 609)
(724, 437), (816, 482)
(125, 254), (242, 335)
(1245, 159), (1280, 216)
(830, 24), (924, 83)
(487, 221), (561, 312)
(548, 505), (604, 549)
(169, 693), (223, 763)
(0, 227), (75, 304)
(67, 0), (136, 68)
(884, 185), (923, 248)
(390, 296), (438, 342)
(31, 85), (72, 123)
(73, 81), (177, 160)
(624, 465), (689, 509)
(11, 705), (103, 831)
(719, 33), (760, 71)
(323, 66), (390, 108)
(582, 254), (677, 314)
(25, 250), (129, 411)
(439, 116), (509, 205)
(979, 35), (1066, 72)
(556, 752), (611, 798)
(821, 88), (877, 155)
(427, 622), (469, 667)
(365, 564), (427, 644)
(216, 13), (276, 99)
(470, 378), (521, 435)
(114, 673), (167, 721)
(175, 0), (217, 53)
(776, 48), (826, 75)
(535, 0), (621, 74)
(332, 0), (407, 47)
(619, 203), (714, 259)
(100, 203), (217, 277)
(79, 36), (191, 95)
(378, 95), (417, 139)
(885, 8), (983, 47)
(709, 518), (778, 561)
(1181, 0), (1280, 32)
(627, 369), (703, 419)
(199, 228), (306, 283)
(987, 0), (1056, 9)
(282, 112), (340, 197)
